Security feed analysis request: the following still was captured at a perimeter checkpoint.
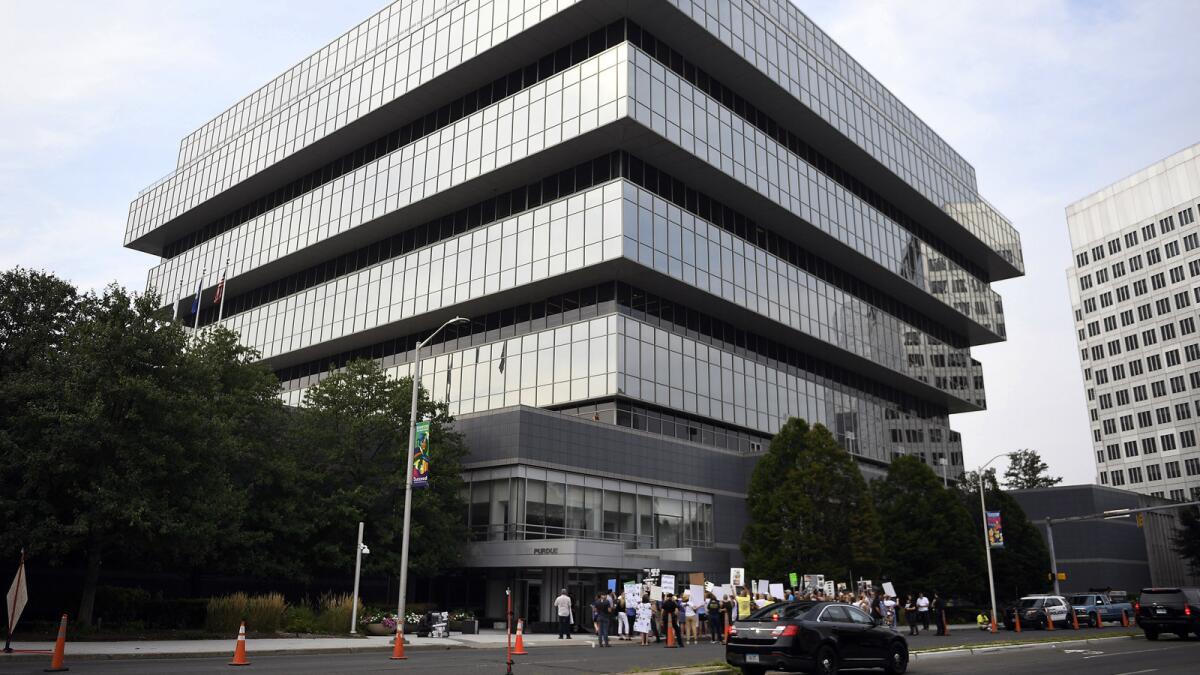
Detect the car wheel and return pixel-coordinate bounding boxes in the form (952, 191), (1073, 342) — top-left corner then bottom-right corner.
(883, 640), (909, 674)
(1088, 612), (1098, 628)
(1144, 629), (1159, 641)
(814, 645), (839, 675)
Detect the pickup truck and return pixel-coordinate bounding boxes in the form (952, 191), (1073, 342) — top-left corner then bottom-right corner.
(1068, 593), (1133, 627)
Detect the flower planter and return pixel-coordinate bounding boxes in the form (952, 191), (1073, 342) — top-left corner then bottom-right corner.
(362, 622), (393, 636)
(448, 619), (478, 634)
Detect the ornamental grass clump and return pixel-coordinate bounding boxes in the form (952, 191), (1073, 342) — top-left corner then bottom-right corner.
(317, 592), (363, 634)
(205, 592), (248, 634)
(246, 592), (286, 634)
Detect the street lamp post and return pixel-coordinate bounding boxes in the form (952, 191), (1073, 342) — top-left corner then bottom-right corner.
(396, 316), (469, 630)
(938, 456), (948, 488)
(978, 452), (1011, 633)
(350, 521), (369, 633)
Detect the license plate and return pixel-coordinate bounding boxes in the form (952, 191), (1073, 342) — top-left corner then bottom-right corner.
(746, 654), (760, 663)
(1155, 608), (1166, 615)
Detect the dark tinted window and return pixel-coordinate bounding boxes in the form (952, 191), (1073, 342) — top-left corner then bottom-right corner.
(845, 606), (874, 625)
(819, 605), (852, 622)
(1067, 595), (1089, 605)
(1019, 598), (1044, 608)
(747, 602), (812, 620)
(1140, 591), (1186, 606)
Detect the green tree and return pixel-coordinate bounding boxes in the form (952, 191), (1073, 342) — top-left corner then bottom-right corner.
(0, 267), (80, 378)
(958, 469), (1051, 603)
(742, 418), (882, 583)
(293, 359), (469, 579)
(1173, 506), (1200, 577)
(1002, 449), (1062, 489)
(873, 456), (982, 601)
(0, 285), (246, 625)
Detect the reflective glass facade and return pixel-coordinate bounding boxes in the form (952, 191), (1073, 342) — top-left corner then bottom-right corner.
(126, 1), (1020, 571)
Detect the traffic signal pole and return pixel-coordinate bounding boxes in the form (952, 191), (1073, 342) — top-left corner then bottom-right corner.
(1044, 500), (1199, 595)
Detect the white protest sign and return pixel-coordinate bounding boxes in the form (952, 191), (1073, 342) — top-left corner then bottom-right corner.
(625, 582), (642, 600)
(882, 582), (896, 597)
(689, 584), (705, 607)
(650, 585), (663, 602)
(704, 581), (714, 592)
(729, 567), (745, 588)
(661, 574), (676, 595)
(718, 584), (732, 601)
(824, 580), (835, 597)
(769, 583), (785, 600)
(756, 579), (769, 595)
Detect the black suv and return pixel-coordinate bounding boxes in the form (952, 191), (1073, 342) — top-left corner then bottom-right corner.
(1135, 587), (1200, 640)
(725, 601), (907, 675)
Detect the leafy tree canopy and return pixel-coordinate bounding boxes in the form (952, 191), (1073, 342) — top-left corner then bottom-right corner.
(1002, 449), (1062, 490)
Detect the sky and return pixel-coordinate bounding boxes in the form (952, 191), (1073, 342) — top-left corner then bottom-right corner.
(3, 1), (1199, 485)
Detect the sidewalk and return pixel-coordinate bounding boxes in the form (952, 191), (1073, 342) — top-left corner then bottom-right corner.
(1, 629), (618, 660)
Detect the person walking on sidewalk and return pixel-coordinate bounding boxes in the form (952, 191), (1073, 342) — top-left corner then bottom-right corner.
(555, 589), (573, 639)
(916, 592), (930, 631)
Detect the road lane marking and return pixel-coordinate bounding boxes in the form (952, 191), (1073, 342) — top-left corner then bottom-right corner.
(1084, 646), (1189, 659)
(1112, 670), (1157, 675)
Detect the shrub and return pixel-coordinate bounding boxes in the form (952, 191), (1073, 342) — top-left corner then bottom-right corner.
(283, 605), (320, 634)
(315, 592), (363, 634)
(205, 593), (248, 634)
(246, 592), (286, 634)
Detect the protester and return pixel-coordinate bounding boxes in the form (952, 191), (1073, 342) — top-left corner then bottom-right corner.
(555, 588), (573, 639)
(696, 594), (707, 639)
(735, 587), (753, 623)
(592, 593), (612, 647)
(635, 594), (653, 645)
(720, 593), (735, 643)
(682, 594), (699, 644)
(884, 594), (897, 627)
(661, 593), (684, 647)
(904, 595), (919, 636)
(616, 591), (630, 640)
(706, 592), (724, 643)
(916, 592), (930, 631)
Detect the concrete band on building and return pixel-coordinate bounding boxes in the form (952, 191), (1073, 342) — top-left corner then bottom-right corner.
(1066, 142), (1200, 504)
(126, 0), (1021, 627)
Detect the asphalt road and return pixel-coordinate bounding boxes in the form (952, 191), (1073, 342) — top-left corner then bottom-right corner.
(0, 634), (1195, 674)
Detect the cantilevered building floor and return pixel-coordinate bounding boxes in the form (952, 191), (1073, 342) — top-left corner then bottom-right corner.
(126, 0), (1022, 625)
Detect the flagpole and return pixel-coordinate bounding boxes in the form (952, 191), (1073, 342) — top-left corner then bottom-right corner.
(172, 280), (182, 322)
(217, 258), (229, 323)
(193, 268), (206, 332)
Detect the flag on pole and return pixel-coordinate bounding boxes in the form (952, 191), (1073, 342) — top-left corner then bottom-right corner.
(5, 550), (28, 650)
(445, 354), (453, 403)
(498, 342), (507, 373)
(986, 511), (1004, 548)
(189, 275), (204, 316)
(214, 260), (229, 322)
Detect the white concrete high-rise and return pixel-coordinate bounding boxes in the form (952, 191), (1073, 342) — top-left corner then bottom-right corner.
(1066, 142), (1200, 501)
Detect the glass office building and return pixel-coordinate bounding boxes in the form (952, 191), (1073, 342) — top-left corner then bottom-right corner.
(126, 0), (1021, 625)
(1066, 142), (1200, 504)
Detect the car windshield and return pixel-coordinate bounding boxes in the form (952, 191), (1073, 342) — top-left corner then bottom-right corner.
(1018, 598), (1043, 608)
(1068, 595), (1090, 605)
(746, 601), (814, 621)
(1140, 591), (1185, 606)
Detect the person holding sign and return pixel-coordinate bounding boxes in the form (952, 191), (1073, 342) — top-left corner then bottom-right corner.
(705, 592), (724, 643)
(634, 594), (653, 645)
(735, 587), (752, 624)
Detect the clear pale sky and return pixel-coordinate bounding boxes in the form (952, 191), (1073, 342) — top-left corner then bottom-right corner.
(3, 1), (1198, 485)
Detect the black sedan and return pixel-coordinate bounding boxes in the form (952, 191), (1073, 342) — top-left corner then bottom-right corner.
(725, 601), (908, 675)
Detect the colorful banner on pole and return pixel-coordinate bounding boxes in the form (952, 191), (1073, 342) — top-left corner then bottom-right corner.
(412, 421), (431, 488)
(986, 510), (1004, 548)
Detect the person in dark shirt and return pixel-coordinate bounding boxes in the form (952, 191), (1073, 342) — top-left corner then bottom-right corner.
(592, 593), (612, 646)
(660, 594), (684, 648)
(932, 592), (947, 636)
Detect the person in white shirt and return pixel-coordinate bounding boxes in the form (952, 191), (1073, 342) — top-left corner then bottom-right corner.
(916, 592), (930, 631)
(554, 589), (573, 639)
(616, 592), (630, 640)
(883, 595), (897, 627)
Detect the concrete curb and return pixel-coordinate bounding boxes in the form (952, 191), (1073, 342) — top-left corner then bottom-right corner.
(910, 633), (1138, 660)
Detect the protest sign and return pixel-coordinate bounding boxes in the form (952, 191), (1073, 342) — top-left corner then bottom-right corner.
(769, 583), (785, 600)
(729, 567), (745, 588)
(689, 572), (705, 585)
(824, 580), (835, 597)
(788, 572), (799, 588)
(689, 585), (705, 607)
(650, 585), (663, 602)
(882, 581), (896, 597)
(662, 574), (676, 595)
(624, 582), (642, 600)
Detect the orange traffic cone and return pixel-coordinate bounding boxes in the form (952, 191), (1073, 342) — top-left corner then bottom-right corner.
(1120, 610), (1130, 627)
(511, 619), (528, 655)
(44, 613), (68, 672)
(1044, 610), (1054, 631)
(1014, 612), (1022, 633)
(229, 621), (249, 666)
(724, 621), (732, 644)
(1071, 610), (1080, 630)
(390, 626), (407, 660)
(665, 618), (677, 648)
